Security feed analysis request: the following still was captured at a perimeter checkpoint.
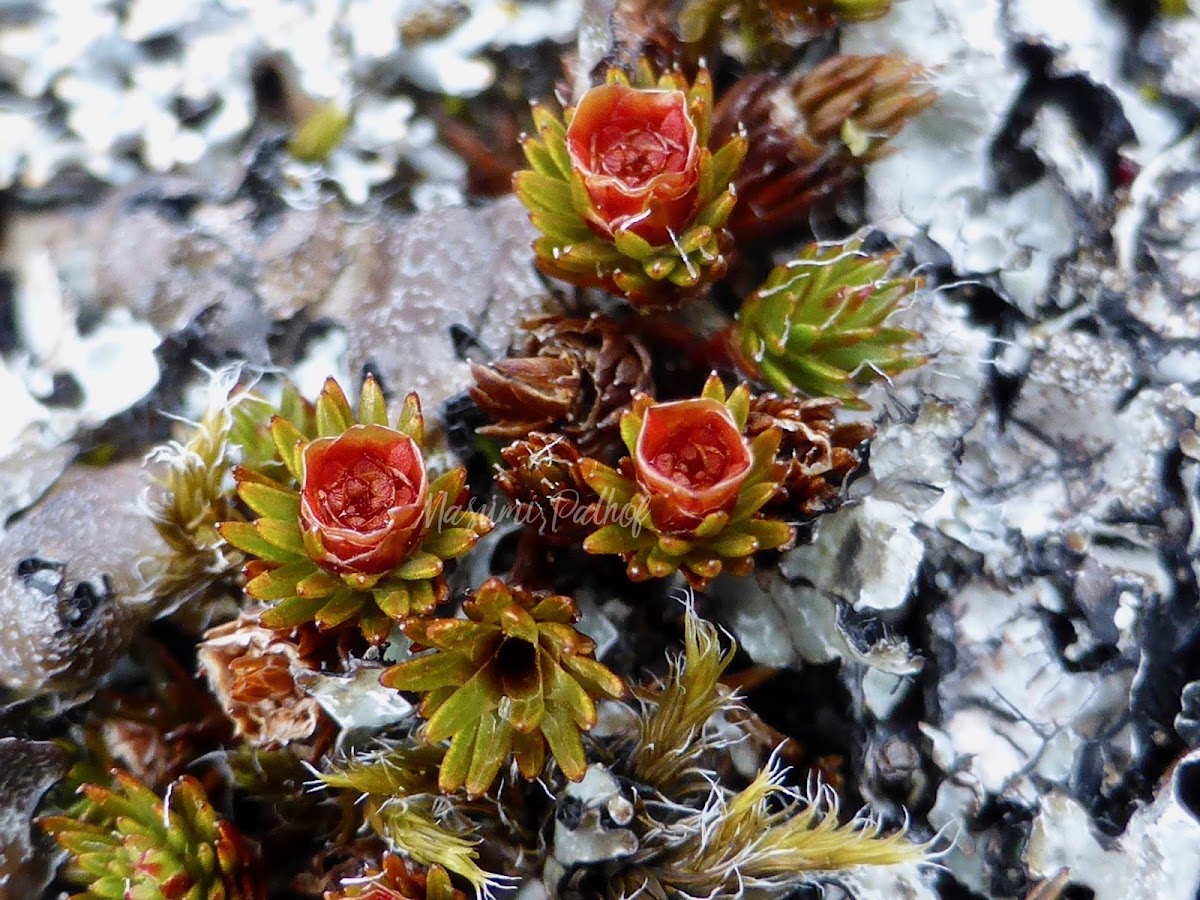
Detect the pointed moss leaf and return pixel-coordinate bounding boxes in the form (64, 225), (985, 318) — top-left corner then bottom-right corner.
(421, 526), (478, 560)
(612, 269), (650, 296)
(557, 239), (624, 268)
(256, 518), (307, 556)
(531, 103), (566, 139)
(269, 416), (308, 481)
(706, 532), (759, 558)
(517, 177), (572, 219)
(543, 130), (572, 180)
(358, 377), (389, 427)
(668, 259), (702, 288)
(579, 458), (636, 504)
(315, 590), (368, 629)
(528, 594), (579, 625)
(513, 729), (546, 779)
(692, 511), (730, 539)
(758, 357), (802, 395)
(657, 534), (692, 556)
(541, 707), (587, 781)
(359, 608), (394, 645)
(568, 171), (594, 221)
(711, 135), (747, 193)
(466, 713), (512, 796)
(545, 659), (597, 730)
(343, 571), (382, 592)
(583, 524), (642, 556)
(218, 522), (303, 563)
(438, 725), (476, 793)
(646, 545), (681, 578)
(521, 136), (561, 177)
(537, 622), (594, 659)
(678, 224), (713, 256)
(279, 383), (314, 433)
(245, 559), (312, 601)
(695, 150), (715, 207)
(530, 209), (596, 244)
(725, 384), (751, 430)
(498, 606), (539, 644)
(732, 482), (779, 520)
(417, 620), (497, 656)
(784, 353), (854, 395)
(701, 373), (726, 402)
(316, 391), (352, 438)
(376, 585), (413, 619)
(393, 551), (444, 580)
(260, 594), (328, 628)
(613, 227), (656, 261)
(517, 170), (576, 213)
(295, 570), (341, 599)
(382, 652), (477, 692)
(561, 655), (626, 700)
(424, 669), (498, 743)
(644, 255), (678, 281)
(503, 680), (546, 733)
(743, 518), (795, 550)
(427, 465), (466, 504)
(237, 480), (301, 521)
(391, 392), (422, 442)
(696, 189), (737, 231)
(409, 578), (439, 615)
(685, 556), (723, 580)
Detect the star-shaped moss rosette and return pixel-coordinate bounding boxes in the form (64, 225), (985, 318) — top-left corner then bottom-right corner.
(219, 377), (493, 645)
(514, 59), (747, 310)
(578, 375), (794, 589)
(39, 770), (265, 900)
(380, 578), (626, 796)
(734, 237), (924, 409)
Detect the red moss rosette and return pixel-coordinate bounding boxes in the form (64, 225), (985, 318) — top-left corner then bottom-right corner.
(219, 378), (493, 643)
(633, 397), (752, 533)
(566, 83), (701, 245)
(514, 60), (746, 310)
(300, 425), (429, 576)
(579, 375), (794, 589)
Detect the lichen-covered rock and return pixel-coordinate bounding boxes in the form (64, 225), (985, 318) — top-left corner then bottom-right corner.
(1027, 752), (1200, 899)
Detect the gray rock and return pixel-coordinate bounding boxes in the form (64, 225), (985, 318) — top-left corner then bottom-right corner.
(0, 737), (67, 897)
(0, 460), (166, 695)
(328, 194), (556, 415)
(0, 429), (74, 530)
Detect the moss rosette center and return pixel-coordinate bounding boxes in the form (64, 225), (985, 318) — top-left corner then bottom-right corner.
(300, 424), (429, 576)
(634, 396), (752, 533)
(566, 83), (700, 244)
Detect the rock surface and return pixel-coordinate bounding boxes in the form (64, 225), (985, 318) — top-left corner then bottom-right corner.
(0, 460), (166, 695)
